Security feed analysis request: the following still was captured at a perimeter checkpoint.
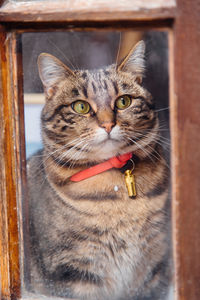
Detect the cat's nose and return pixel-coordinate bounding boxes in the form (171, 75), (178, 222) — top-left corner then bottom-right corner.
(101, 122), (115, 133)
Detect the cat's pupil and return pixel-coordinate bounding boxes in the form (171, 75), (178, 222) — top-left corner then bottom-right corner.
(122, 99), (126, 105)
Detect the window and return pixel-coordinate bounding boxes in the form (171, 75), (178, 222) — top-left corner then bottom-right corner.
(0, 1), (200, 299)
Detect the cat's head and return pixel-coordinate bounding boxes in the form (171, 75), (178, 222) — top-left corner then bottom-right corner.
(38, 41), (158, 165)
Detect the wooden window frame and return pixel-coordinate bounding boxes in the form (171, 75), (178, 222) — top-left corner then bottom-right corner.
(0, 0), (200, 299)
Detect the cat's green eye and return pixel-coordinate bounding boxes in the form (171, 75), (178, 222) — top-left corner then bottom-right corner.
(72, 100), (91, 114)
(115, 95), (132, 110)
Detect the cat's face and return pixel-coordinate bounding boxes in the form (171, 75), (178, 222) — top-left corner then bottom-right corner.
(38, 41), (158, 165)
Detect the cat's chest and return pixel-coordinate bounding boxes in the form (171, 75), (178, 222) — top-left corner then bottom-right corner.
(74, 225), (144, 298)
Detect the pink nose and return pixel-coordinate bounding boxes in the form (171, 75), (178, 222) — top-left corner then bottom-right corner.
(101, 122), (115, 133)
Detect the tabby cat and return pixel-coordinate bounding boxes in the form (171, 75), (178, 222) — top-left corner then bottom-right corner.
(27, 41), (171, 300)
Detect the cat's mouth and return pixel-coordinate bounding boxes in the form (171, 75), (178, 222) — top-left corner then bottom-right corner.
(105, 135), (120, 142)
(93, 126), (121, 146)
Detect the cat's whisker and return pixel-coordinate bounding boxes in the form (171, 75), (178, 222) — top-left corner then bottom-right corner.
(131, 127), (170, 145)
(154, 106), (170, 113)
(122, 127), (168, 166)
(67, 142), (91, 168)
(61, 138), (89, 159)
(35, 138), (83, 171)
(47, 38), (78, 70)
(156, 138), (171, 147)
(41, 137), (83, 159)
(125, 136), (155, 164)
(157, 129), (170, 132)
(133, 134), (170, 149)
(139, 131), (171, 146)
(45, 139), (89, 170)
(137, 139), (171, 169)
(34, 136), (90, 176)
(57, 136), (92, 165)
(115, 32), (122, 69)
(46, 135), (89, 159)
(157, 124), (169, 130)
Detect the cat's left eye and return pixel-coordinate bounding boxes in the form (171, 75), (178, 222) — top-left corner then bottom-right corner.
(71, 100), (91, 114)
(115, 95), (132, 110)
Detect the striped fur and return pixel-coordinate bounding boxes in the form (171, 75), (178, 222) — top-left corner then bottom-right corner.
(27, 41), (171, 299)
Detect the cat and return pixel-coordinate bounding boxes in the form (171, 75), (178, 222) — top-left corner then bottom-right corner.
(27, 40), (171, 300)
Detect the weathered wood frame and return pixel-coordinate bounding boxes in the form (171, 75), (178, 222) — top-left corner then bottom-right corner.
(0, 0), (200, 299)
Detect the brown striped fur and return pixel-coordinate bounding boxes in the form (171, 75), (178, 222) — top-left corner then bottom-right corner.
(27, 41), (171, 299)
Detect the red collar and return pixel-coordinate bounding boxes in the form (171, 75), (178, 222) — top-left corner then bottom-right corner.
(70, 152), (132, 182)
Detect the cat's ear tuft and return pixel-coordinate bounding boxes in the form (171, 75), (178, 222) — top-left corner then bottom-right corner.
(38, 53), (74, 98)
(117, 40), (145, 83)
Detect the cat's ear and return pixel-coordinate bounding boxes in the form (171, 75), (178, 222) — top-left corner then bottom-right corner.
(38, 53), (75, 98)
(117, 40), (145, 83)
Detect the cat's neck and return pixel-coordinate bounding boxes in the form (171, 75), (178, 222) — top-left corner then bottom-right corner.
(43, 140), (163, 187)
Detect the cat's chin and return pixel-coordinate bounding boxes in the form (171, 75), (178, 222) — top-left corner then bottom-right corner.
(96, 137), (119, 147)
(92, 139), (122, 160)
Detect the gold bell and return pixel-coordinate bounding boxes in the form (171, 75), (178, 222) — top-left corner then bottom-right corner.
(124, 160), (136, 198)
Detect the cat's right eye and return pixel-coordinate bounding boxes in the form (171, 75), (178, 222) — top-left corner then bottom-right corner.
(71, 100), (91, 114)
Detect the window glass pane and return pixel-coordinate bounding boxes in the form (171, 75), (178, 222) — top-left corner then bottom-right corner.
(22, 30), (173, 300)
